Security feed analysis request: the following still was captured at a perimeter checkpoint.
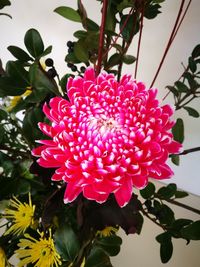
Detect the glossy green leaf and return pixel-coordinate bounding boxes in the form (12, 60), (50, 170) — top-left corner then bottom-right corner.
(181, 221), (200, 240)
(6, 61), (30, 86)
(158, 204), (175, 225)
(174, 190), (189, 199)
(172, 118), (184, 143)
(54, 6), (81, 22)
(0, 109), (7, 121)
(160, 238), (173, 263)
(85, 247), (112, 267)
(122, 54), (136, 64)
(74, 40), (89, 62)
(107, 53), (121, 68)
(192, 44), (200, 58)
(55, 225), (80, 261)
(171, 154), (180, 166)
(140, 182), (155, 199)
(96, 235), (122, 257)
(144, 3), (161, 19)
(157, 183), (177, 200)
(184, 106), (199, 118)
(174, 81), (189, 93)
(166, 85), (179, 97)
(7, 46), (33, 62)
(40, 45), (52, 57)
(0, 0), (11, 9)
(188, 56), (197, 73)
(24, 28), (44, 58)
(29, 63), (59, 95)
(74, 30), (87, 39)
(0, 77), (26, 96)
(85, 18), (99, 31)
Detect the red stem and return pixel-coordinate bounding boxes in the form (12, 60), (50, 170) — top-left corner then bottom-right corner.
(134, 2), (145, 79)
(102, 8), (134, 60)
(150, 0), (186, 88)
(96, 0), (109, 76)
(171, 0), (192, 43)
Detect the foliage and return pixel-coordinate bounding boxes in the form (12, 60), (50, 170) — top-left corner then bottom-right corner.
(0, 0), (200, 266)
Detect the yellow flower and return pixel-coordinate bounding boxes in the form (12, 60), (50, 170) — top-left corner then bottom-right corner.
(3, 193), (35, 236)
(15, 230), (62, 267)
(0, 247), (6, 267)
(6, 88), (32, 112)
(97, 226), (119, 237)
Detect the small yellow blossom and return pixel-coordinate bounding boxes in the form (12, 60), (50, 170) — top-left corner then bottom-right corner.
(97, 226), (119, 237)
(15, 230), (62, 267)
(3, 193), (35, 236)
(0, 247), (6, 267)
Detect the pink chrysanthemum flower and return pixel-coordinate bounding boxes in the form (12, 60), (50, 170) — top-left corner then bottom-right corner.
(32, 67), (181, 207)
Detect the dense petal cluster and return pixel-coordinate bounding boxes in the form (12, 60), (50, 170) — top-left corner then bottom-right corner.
(32, 67), (181, 207)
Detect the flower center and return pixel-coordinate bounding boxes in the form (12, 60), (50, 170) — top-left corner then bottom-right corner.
(90, 116), (120, 135)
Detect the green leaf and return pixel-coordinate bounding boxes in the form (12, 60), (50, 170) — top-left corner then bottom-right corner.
(60, 74), (71, 92)
(29, 63), (59, 95)
(85, 18), (99, 31)
(171, 154), (180, 166)
(188, 56), (197, 73)
(120, 15), (138, 42)
(166, 85), (179, 97)
(40, 45), (52, 57)
(171, 219), (192, 237)
(0, 109), (7, 121)
(183, 106), (199, 118)
(107, 53), (121, 68)
(54, 6), (81, 22)
(0, 0), (11, 9)
(24, 29), (44, 58)
(174, 190), (189, 199)
(0, 77), (26, 97)
(74, 40), (89, 62)
(6, 61), (30, 86)
(174, 81), (189, 93)
(7, 46), (33, 62)
(172, 118), (184, 144)
(181, 221), (200, 240)
(96, 235), (122, 257)
(122, 54), (136, 64)
(160, 238), (173, 263)
(156, 232), (173, 263)
(55, 225), (80, 261)
(158, 204), (175, 225)
(85, 247), (113, 267)
(74, 30), (87, 39)
(157, 183), (177, 200)
(140, 182), (155, 199)
(144, 3), (161, 19)
(192, 44), (200, 58)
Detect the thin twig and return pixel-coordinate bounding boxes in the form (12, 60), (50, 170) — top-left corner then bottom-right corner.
(96, 0), (109, 75)
(102, 8), (134, 61)
(150, 0), (186, 88)
(165, 198), (200, 215)
(178, 146), (200, 155)
(134, 1), (145, 79)
(141, 208), (166, 230)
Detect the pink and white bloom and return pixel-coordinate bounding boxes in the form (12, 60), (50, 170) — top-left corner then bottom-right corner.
(32, 67), (181, 207)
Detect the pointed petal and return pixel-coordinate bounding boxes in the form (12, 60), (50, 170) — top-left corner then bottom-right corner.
(114, 179), (133, 207)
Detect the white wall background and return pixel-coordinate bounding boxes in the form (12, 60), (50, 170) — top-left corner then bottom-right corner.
(1, 1), (200, 266)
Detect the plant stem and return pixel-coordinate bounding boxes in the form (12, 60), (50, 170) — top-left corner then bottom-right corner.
(141, 207), (166, 230)
(102, 8), (134, 61)
(179, 146), (200, 155)
(117, 39), (125, 81)
(150, 0), (186, 87)
(165, 198), (200, 215)
(96, 0), (108, 75)
(134, 1), (144, 79)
